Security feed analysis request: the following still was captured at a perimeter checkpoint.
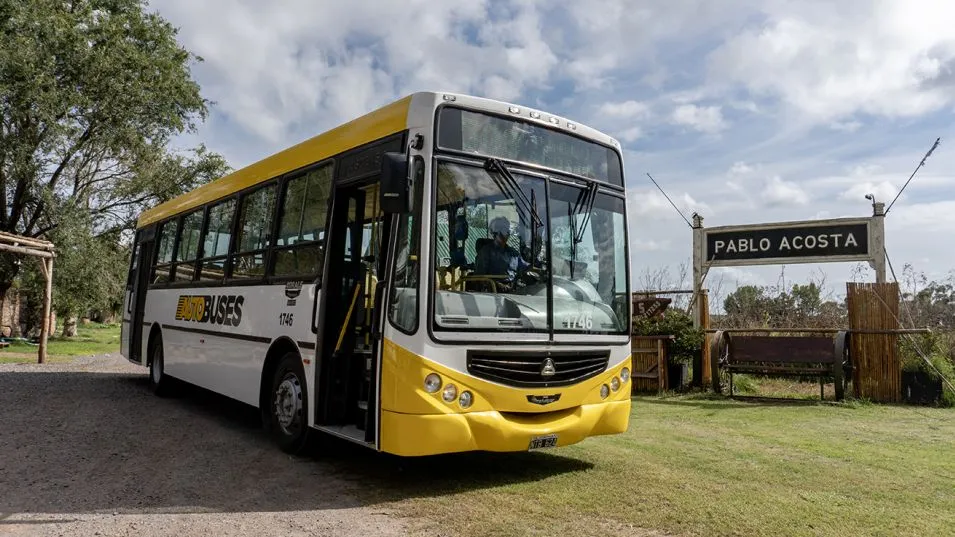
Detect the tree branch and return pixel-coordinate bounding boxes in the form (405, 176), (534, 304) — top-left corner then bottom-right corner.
(90, 195), (152, 215)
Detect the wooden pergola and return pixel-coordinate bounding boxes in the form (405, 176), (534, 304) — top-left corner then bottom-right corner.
(0, 231), (54, 363)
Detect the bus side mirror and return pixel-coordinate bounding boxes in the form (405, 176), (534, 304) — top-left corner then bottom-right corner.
(381, 151), (410, 214)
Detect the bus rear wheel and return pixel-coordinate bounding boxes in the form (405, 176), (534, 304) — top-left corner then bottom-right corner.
(269, 352), (310, 454)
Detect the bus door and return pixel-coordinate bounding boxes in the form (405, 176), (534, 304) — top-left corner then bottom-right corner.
(121, 226), (156, 363)
(316, 180), (391, 443)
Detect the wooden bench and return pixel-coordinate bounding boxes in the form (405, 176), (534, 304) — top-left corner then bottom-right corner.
(710, 330), (848, 400)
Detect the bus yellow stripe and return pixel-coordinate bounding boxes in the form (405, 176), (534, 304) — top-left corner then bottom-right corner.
(136, 95), (413, 228)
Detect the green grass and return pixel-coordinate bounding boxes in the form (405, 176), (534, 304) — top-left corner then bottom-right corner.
(362, 394), (955, 537)
(0, 321), (120, 363)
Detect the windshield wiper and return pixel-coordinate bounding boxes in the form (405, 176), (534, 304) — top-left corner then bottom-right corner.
(571, 181), (599, 245)
(484, 158), (543, 227)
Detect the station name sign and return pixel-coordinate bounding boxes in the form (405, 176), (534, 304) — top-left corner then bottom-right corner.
(703, 221), (870, 265)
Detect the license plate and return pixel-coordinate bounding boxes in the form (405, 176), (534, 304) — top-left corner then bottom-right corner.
(528, 434), (558, 450)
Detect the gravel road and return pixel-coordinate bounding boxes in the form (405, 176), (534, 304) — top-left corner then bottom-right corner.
(0, 354), (409, 537)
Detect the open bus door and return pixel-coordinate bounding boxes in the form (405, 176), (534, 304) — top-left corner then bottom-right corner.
(121, 226), (155, 363)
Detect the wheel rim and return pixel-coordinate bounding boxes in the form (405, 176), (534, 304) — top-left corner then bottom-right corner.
(274, 372), (303, 435)
(151, 347), (162, 384)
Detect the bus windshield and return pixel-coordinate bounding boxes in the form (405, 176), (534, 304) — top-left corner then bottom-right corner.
(433, 160), (629, 334)
(437, 107), (624, 186)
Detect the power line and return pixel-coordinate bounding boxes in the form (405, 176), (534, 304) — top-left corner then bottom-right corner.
(885, 137), (941, 215)
(646, 172), (692, 228)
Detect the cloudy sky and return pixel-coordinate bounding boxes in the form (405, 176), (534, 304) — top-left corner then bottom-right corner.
(149, 0), (954, 303)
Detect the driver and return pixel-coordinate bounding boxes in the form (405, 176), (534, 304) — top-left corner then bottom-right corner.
(474, 216), (528, 282)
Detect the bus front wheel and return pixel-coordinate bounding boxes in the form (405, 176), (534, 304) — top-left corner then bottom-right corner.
(269, 352), (310, 454)
(149, 337), (172, 397)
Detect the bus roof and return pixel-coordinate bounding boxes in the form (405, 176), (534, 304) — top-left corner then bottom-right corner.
(136, 94), (414, 228)
(136, 91), (622, 229)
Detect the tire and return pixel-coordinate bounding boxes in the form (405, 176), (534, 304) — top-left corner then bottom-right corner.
(268, 352), (310, 454)
(148, 336), (172, 397)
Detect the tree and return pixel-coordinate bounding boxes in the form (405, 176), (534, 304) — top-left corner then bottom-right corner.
(0, 0), (228, 296)
(721, 280), (845, 329)
(722, 285), (769, 327)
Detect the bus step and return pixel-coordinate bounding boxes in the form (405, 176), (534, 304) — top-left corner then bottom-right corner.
(357, 400), (368, 411)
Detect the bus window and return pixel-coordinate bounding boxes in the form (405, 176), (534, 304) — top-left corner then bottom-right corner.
(274, 164), (331, 279)
(232, 184), (276, 280)
(198, 198), (236, 282)
(151, 219), (178, 284)
(175, 209), (204, 282)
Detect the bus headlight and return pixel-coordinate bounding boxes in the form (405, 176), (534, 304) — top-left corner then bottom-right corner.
(442, 383), (458, 403)
(600, 384), (610, 399)
(610, 376), (620, 392)
(459, 391), (473, 409)
(620, 367), (630, 383)
(424, 373), (442, 393)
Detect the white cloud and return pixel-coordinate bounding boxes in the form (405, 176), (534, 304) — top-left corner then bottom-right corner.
(617, 126), (644, 143)
(596, 100), (650, 142)
(629, 189), (710, 220)
(839, 181), (898, 203)
(761, 176), (809, 206)
(707, 2), (955, 124)
(632, 238), (670, 251)
(145, 0), (955, 296)
(887, 200), (955, 233)
(150, 0), (562, 155)
(850, 163), (884, 177)
(598, 100), (650, 119)
(830, 120), (863, 132)
(671, 104), (727, 134)
(728, 161), (755, 176)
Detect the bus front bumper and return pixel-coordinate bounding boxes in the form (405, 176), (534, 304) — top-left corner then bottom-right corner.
(379, 399), (630, 457)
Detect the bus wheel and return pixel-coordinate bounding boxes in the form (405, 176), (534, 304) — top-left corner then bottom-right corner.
(149, 338), (171, 397)
(269, 352), (310, 454)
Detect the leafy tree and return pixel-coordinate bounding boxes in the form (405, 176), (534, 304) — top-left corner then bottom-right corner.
(18, 210), (130, 336)
(0, 0), (228, 296)
(722, 285), (769, 327)
(721, 281), (844, 329)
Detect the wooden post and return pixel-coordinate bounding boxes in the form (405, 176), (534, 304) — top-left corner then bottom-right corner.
(657, 339), (667, 394)
(0, 232), (55, 364)
(37, 257), (53, 364)
(700, 291), (711, 388)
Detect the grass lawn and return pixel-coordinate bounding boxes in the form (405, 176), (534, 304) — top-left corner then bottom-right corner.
(0, 321), (120, 363)
(362, 394), (955, 537)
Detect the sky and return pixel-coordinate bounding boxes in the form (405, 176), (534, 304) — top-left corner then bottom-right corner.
(148, 0), (955, 305)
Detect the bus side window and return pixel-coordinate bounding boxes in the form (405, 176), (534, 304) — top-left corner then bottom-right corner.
(273, 163), (332, 280)
(151, 219), (178, 284)
(174, 208), (204, 282)
(232, 184), (276, 280)
(198, 198), (236, 282)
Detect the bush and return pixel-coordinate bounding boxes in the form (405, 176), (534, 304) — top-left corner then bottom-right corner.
(900, 332), (955, 407)
(632, 309), (704, 365)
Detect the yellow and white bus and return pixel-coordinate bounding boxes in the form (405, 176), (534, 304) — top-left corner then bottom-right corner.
(120, 91), (633, 456)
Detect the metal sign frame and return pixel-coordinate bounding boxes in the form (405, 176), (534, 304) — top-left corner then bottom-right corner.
(690, 202), (887, 328)
(701, 217), (876, 267)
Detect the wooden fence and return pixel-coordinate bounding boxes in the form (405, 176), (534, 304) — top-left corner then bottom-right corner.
(630, 335), (674, 394)
(846, 282), (901, 402)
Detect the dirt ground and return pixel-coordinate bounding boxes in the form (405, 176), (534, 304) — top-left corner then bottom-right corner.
(0, 354), (410, 537)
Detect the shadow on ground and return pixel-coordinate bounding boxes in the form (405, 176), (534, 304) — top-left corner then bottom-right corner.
(0, 368), (591, 517)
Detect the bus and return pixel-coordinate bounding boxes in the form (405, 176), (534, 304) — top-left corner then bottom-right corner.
(120, 91), (633, 456)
